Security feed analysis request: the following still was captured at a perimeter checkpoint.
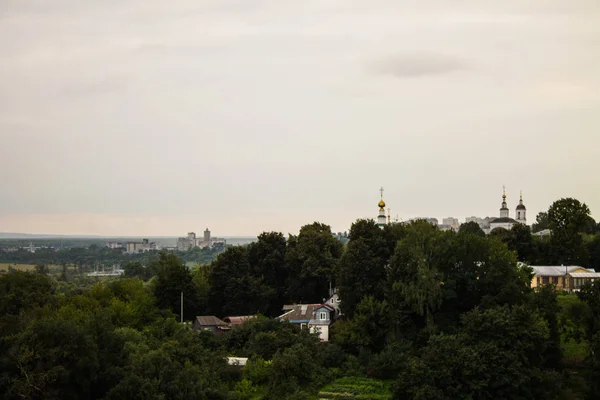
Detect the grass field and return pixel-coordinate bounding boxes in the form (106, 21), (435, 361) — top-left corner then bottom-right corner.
(318, 377), (392, 400)
(0, 263), (63, 274)
(0, 263), (38, 271)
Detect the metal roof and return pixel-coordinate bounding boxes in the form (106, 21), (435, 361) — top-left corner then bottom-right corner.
(195, 316), (227, 326)
(570, 272), (600, 278)
(531, 266), (589, 276)
(223, 316), (256, 325)
(278, 304), (329, 322)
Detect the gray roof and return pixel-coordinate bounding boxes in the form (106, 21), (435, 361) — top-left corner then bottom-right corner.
(516, 204), (526, 210)
(491, 217), (517, 224)
(531, 266), (590, 276)
(570, 272), (600, 278)
(223, 316), (257, 325)
(195, 316), (227, 326)
(278, 304), (334, 322)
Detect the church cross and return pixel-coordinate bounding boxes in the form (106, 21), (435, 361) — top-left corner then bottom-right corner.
(380, 186), (384, 199)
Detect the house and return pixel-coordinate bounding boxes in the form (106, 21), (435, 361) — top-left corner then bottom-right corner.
(226, 357), (248, 367)
(224, 315), (256, 327)
(193, 316), (230, 335)
(324, 287), (342, 319)
(531, 266), (600, 292)
(278, 303), (335, 341)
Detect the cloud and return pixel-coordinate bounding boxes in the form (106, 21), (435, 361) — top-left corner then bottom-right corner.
(370, 53), (469, 78)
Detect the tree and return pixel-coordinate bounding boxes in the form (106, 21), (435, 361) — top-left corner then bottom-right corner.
(508, 224), (535, 262)
(123, 261), (150, 280)
(489, 227), (511, 242)
(285, 222), (343, 303)
(548, 198), (592, 233)
(458, 221), (485, 237)
(208, 246), (272, 316)
(153, 252), (201, 320)
(588, 235), (600, 270)
(332, 296), (390, 354)
(532, 211), (550, 233)
(0, 270), (54, 317)
(435, 229), (532, 332)
(386, 221), (445, 332)
(247, 232), (289, 316)
(34, 264), (49, 274)
(547, 198), (591, 264)
(337, 219), (389, 317)
(393, 306), (562, 400)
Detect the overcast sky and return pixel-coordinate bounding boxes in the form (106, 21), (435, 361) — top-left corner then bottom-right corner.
(1, 0), (599, 236)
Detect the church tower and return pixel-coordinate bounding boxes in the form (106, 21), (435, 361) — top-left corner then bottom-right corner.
(515, 191), (527, 224)
(499, 186), (509, 218)
(377, 187), (387, 228)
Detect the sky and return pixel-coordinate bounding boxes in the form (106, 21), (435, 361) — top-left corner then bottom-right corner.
(1, 0), (600, 236)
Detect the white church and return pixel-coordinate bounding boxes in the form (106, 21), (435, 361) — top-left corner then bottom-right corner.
(488, 188), (527, 232)
(374, 186), (528, 234)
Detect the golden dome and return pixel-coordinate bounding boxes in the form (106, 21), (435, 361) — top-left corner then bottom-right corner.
(378, 199), (386, 208)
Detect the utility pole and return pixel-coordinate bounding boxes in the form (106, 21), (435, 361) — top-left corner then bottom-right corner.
(180, 291), (184, 323)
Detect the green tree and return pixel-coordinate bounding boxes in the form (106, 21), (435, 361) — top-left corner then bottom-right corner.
(208, 247), (271, 316)
(532, 211), (550, 233)
(332, 296), (390, 354)
(547, 198), (591, 264)
(247, 232), (289, 316)
(386, 221), (445, 332)
(508, 223), (535, 262)
(548, 198), (591, 233)
(0, 270), (54, 317)
(337, 219), (389, 318)
(123, 261), (151, 280)
(153, 252), (201, 320)
(458, 221), (485, 237)
(588, 235), (600, 270)
(285, 222), (343, 303)
(394, 306), (562, 400)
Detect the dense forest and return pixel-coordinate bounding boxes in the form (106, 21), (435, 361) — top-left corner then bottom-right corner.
(1, 197), (600, 399)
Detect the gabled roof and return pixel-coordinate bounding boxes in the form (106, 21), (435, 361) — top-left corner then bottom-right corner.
(314, 304), (335, 312)
(278, 304), (332, 322)
(531, 266), (592, 277)
(195, 316), (227, 326)
(570, 272), (600, 278)
(224, 316), (256, 325)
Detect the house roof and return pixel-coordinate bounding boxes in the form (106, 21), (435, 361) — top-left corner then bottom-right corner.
(224, 316), (256, 325)
(278, 304), (332, 322)
(531, 266), (591, 276)
(570, 272), (600, 278)
(490, 217), (517, 224)
(195, 316), (227, 326)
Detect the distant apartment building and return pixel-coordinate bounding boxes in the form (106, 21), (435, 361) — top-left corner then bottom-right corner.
(407, 217), (439, 226)
(125, 239), (157, 254)
(106, 241), (124, 249)
(177, 229), (226, 251)
(442, 217), (460, 231)
(465, 216), (493, 232)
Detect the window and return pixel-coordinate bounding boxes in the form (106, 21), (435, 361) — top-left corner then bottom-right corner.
(300, 323), (307, 330)
(330, 298), (334, 304)
(542, 276), (549, 285)
(320, 312), (327, 320)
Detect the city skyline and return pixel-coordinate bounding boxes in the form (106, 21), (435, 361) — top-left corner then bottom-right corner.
(2, 0), (600, 236)
(0, 187), (589, 236)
